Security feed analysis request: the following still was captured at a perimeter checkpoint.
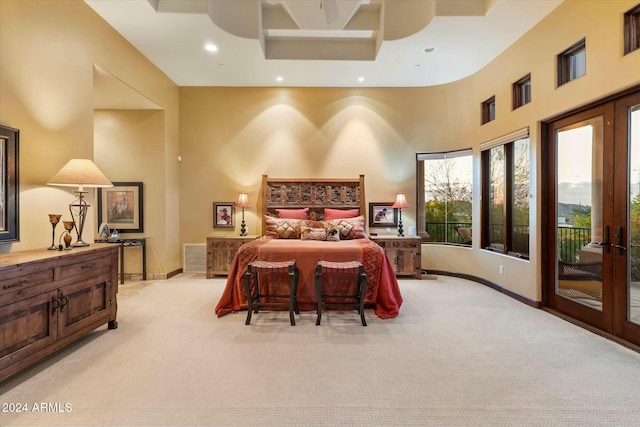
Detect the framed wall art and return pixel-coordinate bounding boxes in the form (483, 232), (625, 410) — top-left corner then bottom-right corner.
(213, 202), (234, 228)
(368, 202), (398, 228)
(98, 182), (144, 233)
(0, 125), (19, 243)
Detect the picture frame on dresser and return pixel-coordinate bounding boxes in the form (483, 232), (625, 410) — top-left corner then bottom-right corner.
(213, 202), (234, 228)
(0, 124), (19, 243)
(368, 202), (398, 228)
(97, 182), (144, 233)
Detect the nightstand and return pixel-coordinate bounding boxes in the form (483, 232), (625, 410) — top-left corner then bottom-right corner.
(206, 235), (259, 278)
(370, 235), (422, 279)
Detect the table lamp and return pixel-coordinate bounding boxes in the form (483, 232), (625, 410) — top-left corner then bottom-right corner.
(47, 159), (112, 247)
(236, 193), (249, 236)
(392, 193), (409, 237)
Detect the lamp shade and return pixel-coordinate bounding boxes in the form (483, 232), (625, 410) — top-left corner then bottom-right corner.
(236, 193), (250, 208)
(47, 159), (112, 189)
(392, 193), (409, 209)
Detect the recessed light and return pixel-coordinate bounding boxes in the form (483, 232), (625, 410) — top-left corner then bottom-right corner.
(204, 43), (218, 52)
(423, 47), (436, 53)
(276, 76), (284, 82)
(357, 76), (365, 83)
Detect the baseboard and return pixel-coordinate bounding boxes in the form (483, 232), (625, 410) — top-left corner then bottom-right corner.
(167, 268), (183, 279)
(426, 269), (541, 308)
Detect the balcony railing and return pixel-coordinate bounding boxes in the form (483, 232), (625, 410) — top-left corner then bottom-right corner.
(425, 222), (472, 244)
(426, 222), (590, 261)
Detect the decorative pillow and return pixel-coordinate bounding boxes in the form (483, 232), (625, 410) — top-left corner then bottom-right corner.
(324, 215), (366, 240)
(324, 223), (340, 241)
(301, 226), (327, 241)
(276, 208), (309, 219)
(264, 216), (304, 239)
(324, 208), (359, 220)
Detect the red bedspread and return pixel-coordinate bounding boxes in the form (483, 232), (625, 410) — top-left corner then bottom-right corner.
(214, 237), (403, 319)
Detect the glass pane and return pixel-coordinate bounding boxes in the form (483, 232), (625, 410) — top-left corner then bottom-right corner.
(423, 154), (473, 244)
(556, 117), (603, 310)
(512, 138), (529, 255)
(489, 146), (505, 249)
(570, 48), (586, 80)
(628, 103), (640, 325)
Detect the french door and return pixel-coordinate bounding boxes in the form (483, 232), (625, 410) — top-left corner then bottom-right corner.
(544, 88), (640, 347)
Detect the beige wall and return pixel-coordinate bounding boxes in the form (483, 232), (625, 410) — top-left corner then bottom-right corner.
(178, 0), (640, 301)
(0, 0), (181, 276)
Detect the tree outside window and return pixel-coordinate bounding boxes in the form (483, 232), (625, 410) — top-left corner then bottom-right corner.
(417, 150), (473, 244)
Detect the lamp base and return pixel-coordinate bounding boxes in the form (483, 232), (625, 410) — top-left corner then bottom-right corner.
(72, 240), (89, 247)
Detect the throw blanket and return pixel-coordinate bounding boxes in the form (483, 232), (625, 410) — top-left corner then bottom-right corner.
(215, 237), (403, 319)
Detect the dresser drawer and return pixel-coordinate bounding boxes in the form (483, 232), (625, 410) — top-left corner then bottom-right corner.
(60, 252), (112, 280)
(1, 268), (55, 294)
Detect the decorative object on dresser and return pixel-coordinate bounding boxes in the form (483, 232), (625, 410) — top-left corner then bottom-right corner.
(206, 235), (259, 277)
(236, 193), (250, 236)
(61, 220), (75, 250)
(97, 182), (144, 233)
(47, 214), (62, 250)
(0, 245), (119, 382)
(368, 202), (398, 227)
(0, 124), (20, 244)
(47, 159), (113, 246)
(370, 235), (422, 279)
(392, 193), (410, 237)
(213, 202), (234, 228)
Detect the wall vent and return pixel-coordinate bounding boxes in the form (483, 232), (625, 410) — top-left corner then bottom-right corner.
(183, 243), (206, 273)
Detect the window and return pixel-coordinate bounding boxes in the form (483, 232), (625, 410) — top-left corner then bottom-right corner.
(482, 96), (496, 124)
(557, 38), (586, 86)
(481, 129), (530, 258)
(417, 149), (473, 244)
(513, 74), (531, 110)
(624, 4), (640, 55)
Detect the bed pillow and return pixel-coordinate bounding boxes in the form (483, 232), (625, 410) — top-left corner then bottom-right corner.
(324, 223), (340, 241)
(300, 226), (327, 241)
(276, 208), (309, 219)
(324, 215), (366, 240)
(264, 216), (304, 239)
(324, 208), (359, 220)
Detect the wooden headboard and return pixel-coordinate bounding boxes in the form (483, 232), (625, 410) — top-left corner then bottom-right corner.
(260, 174), (366, 233)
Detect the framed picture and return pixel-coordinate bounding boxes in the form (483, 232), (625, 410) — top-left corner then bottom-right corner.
(368, 202), (398, 227)
(0, 125), (19, 244)
(214, 202), (234, 228)
(98, 182), (144, 233)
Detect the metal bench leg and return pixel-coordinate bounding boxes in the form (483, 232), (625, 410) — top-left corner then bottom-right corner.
(244, 268), (253, 325)
(358, 270), (367, 327)
(315, 265), (323, 325)
(288, 265), (297, 326)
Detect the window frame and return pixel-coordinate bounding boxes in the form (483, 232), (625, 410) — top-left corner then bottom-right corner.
(482, 96), (496, 124)
(624, 4), (640, 55)
(513, 73), (531, 110)
(557, 38), (586, 87)
(480, 129), (530, 259)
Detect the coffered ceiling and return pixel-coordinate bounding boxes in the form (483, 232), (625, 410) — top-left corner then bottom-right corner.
(85, 0), (563, 87)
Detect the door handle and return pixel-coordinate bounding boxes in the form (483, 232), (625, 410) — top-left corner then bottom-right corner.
(612, 226), (627, 255)
(591, 225), (610, 253)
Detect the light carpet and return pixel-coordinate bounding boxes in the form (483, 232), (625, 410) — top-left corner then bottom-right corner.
(1, 273), (640, 427)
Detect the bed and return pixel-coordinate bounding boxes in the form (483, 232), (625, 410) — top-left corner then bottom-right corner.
(214, 175), (403, 319)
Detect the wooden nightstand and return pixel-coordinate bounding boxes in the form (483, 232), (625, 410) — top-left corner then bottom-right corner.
(206, 235), (259, 278)
(370, 235), (422, 279)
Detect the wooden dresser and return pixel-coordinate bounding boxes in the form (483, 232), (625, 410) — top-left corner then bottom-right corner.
(206, 235), (259, 277)
(0, 245), (119, 382)
(370, 235), (422, 279)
